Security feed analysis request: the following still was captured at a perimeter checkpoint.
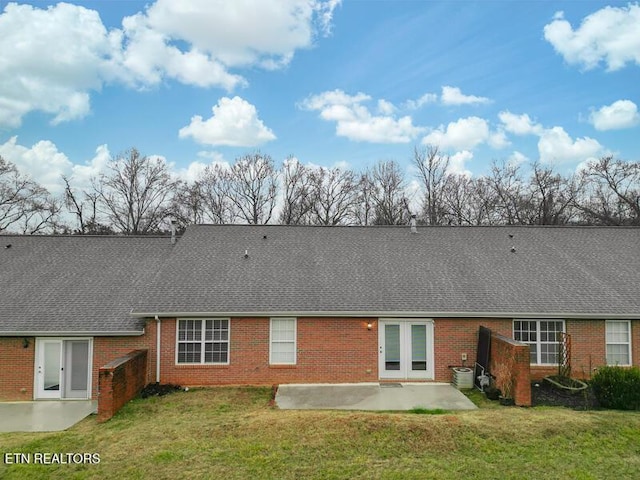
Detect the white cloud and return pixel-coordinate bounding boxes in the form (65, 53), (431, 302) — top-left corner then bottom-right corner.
(118, 12), (245, 90)
(403, 93), (437, 110)
(377, 99), (396, 115)
(69, 145), (112, 189)
(507, 151), (529, 167)
(0, 1), (340, 127)
(0, 136), (73, 194)
(448, 150), (473, 177)
(488, 130), (510, 149)
(422, 116), (492, 151)
(138, 0), (339, 70)
(589, 99), (640, 131)
(0, 2), (113, 127)
(543, 4), (640, 71)
(301, 89), (423, 143)
(498, 111), (543, 136)
(179, 96), (276, 147)
(537, 126), (604, 164)
(441, 86), (490, 106)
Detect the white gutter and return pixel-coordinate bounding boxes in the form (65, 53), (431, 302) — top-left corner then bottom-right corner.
(155, 315), (161, 384)
(130, 310), (640, 320)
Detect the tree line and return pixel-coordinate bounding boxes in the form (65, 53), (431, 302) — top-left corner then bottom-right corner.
(1, 146), (639, 235)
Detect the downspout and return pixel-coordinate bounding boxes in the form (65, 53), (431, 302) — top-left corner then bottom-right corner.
(155, 315), (161, 384)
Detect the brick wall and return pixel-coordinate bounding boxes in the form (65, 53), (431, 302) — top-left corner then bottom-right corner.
(490, 333), (532, 406)
(158, 317), (378, 386)
(0, 337), (34, 400)
(2, 318), (639, 401)
(93, 322), (156, 398)
(97, 349), (148, 422)
(432, 318), (513, 382)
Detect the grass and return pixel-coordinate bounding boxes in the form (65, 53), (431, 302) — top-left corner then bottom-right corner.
(1, 387), (640, 479)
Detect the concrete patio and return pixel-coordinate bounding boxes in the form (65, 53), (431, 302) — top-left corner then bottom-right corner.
(275, 383), (477, 411)
(0, 400), (97, 433)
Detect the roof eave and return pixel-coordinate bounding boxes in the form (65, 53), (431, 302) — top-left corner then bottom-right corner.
(129, 310), (640, 320)
(0, 330), (145, 337)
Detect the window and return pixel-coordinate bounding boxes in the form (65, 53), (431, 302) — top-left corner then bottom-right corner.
(514, 320), (564, 365)
(177, 319), (229, 364)
(270, 318), (296, 365)
(606, 321), (631, 366)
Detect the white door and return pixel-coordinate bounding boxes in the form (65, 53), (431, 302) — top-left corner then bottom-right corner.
(379, 320), (434, 380)
(64, 340), (91, 399)
(35, 338), (92, 399)
(36, 339), (63, 399)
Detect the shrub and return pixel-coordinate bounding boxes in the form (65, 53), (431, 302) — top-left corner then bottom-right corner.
(591, 366), (640, 410)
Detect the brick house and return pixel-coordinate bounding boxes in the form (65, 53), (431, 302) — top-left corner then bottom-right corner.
(1, 225), (639, 402)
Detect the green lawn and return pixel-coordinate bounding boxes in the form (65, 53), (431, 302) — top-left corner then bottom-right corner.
(1, 387), (639, 479)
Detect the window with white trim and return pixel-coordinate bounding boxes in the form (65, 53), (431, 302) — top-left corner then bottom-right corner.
(270, 318), (296, 365)
(177, 319), (229, 364)
(513, 320), (565, 365)
(606, 320), (631, 366)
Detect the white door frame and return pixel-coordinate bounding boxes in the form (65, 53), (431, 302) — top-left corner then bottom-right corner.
(34, 337), (93, 400)
(378, 319), (434, 380)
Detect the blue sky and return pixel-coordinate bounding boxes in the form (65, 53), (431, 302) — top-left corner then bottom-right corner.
(0, 0), (638, 195)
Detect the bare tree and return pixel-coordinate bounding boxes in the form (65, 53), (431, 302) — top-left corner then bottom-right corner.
(523, 163), (579, 225)
(308, 166), (359, 225)
(576, 156), (640, 225)
(279, 157), (314, 225)
(485, 159), (528, 225)
(353, 172), (375, 226)
(93, 148), (178, 234)
(0, 156), (58, 233)
(367, 160), (408, 225)
(225, 152), (277, 224)
(62, 176), (112, 234)
(413, 145), (450, 225)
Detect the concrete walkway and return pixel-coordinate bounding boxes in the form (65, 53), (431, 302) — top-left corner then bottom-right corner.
(0, 400), (97, 433)
(275, 383), (477, 411)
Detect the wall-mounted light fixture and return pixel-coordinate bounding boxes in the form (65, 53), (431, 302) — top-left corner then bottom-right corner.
(367, 322), (373, 330)
(22, 338), (30, 348)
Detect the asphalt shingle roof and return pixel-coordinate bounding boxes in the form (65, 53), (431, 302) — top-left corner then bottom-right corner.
(0, 235), (173, 334)
(131, 224), (640, 318)
(2, 225), (638, 335)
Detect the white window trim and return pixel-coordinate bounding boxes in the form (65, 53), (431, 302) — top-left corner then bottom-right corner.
(606, 320), (632, 366)
(269, 317), (297, 365)
(513, 319), (566, 366)
(175, 318), (230, 365)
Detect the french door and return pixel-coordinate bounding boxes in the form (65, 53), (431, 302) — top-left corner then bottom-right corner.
(379, 320), (434, 380)
(35, 338), (92, 399)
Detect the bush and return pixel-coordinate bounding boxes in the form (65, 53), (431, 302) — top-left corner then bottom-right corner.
(591, 366), (640, 410)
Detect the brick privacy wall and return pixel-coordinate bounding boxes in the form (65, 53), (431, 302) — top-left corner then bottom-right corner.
(97, 349), (148, 422)
(92, 321), (157, 398)
(490, 333), (532, 406)
(158, 317), (379, 386)
(0, 337), (35, 400)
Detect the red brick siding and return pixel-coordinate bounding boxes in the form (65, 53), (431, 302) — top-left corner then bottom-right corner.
(158, 317), (378, 386)
(432, 318), (512, 382)
(2, 318), (640, 401)
(0, 337), (35, 401)
(97, 349), (148, 422)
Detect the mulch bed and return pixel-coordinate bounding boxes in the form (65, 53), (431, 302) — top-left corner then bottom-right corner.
(530, 380), (599, 410)
(140, 383), (182, 398)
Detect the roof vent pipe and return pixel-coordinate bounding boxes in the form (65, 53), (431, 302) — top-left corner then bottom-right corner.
(170, 218), (177, 245)
(410, 215), (417, 234)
